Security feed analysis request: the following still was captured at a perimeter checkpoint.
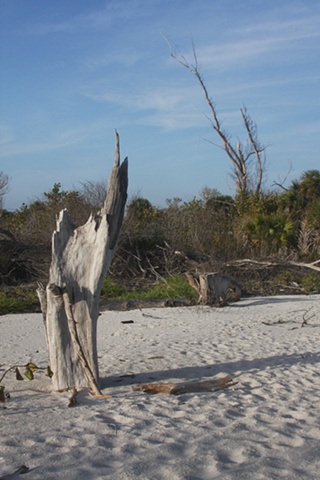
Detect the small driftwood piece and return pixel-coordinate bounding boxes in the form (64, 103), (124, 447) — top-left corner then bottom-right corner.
(186, 272), (241, 307)
(136, 375), (237, 395)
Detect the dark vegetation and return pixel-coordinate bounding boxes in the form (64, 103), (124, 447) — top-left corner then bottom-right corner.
(1, 170), (320, 314)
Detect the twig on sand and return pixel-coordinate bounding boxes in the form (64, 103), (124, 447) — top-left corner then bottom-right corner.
(301, 308), (315, 328)
(262, 307), (317, 329)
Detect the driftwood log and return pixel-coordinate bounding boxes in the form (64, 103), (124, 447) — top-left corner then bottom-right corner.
(136, 375), (237, 395)
(37, 132), (128, 392)
(186, 272), (241, 307)
(230, 258), (320, 273)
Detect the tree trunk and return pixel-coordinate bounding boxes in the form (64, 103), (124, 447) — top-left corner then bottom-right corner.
(40, 132), (128, 392)
(186, 272), (241, 307)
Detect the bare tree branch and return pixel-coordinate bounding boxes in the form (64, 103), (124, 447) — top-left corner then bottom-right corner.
(241, 107), (267, 195)
(272, 163), (293, 191)
(167, 38), (267, 196)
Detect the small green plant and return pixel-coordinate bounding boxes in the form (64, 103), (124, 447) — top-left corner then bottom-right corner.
(0, 362), (53, 404)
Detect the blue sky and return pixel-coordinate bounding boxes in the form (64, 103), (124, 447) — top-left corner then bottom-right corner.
(1, 0), (319, 210)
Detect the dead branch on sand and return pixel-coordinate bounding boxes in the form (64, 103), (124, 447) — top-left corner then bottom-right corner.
(135, 375), (237, 395)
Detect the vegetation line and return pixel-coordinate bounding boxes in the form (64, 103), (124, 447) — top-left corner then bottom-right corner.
(1, 169), (320, 315)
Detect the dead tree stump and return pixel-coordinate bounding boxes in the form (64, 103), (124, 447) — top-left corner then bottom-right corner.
(186, 272), (241, 307)
(38, 132), (128, 392)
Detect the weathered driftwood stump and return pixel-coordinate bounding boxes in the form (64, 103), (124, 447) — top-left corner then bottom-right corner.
(186, 272), (241, 307)
(37, 132), (128, 393)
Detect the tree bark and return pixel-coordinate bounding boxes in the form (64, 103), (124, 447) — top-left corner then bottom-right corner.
(41, 132), (128, 392)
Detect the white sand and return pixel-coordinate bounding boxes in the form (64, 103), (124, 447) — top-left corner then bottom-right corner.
(1, 295), (320, 479)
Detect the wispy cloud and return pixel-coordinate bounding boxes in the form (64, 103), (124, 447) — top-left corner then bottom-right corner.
(235, 11), (320, 37)
(292, 120), (320, 136)
(0, 125), (15, 146)
(212, 73), (320, 101)
(81, 62), (319, 132)
(139, 112), (206, 129)
(83, 51), (145, 70)
(0, 124), (105, 158)
(30, 0), (157, 35)
(178, 11), (320, 72)
(83, 83), (201, 112)
(82, 81), (248, 130)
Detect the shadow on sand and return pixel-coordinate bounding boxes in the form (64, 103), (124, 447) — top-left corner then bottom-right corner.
(101, 350), (320, 390)
(237, 295), (316, 307)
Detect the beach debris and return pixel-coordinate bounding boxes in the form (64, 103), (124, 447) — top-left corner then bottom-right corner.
(262, 306), (317, 329)
(301, 308), (316, 327)
(0, 386), (5, 404)
(262, 319), (290, 326)
(136, 375), (237, 395)
(68, 388), (78, 407)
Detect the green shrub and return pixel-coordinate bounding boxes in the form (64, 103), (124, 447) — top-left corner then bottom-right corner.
(0, 288), (39, 315)
(273, 271), (295, 284)
(272, 271), (320, 294)
(101, 274), (198, 302)
(134, 275), (198, 302)
(100, 277), (126, 299)
(300, 274), (320, 293)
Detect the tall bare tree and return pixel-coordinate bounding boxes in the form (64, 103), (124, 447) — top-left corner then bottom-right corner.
(169, 40), (267, 196)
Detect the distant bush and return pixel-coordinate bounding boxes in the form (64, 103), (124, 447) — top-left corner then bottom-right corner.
(2, 170), (320, 292)
(300, 274), (320, 293)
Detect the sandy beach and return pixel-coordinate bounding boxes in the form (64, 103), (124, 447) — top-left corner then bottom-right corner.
(1, 295), (320, 479)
